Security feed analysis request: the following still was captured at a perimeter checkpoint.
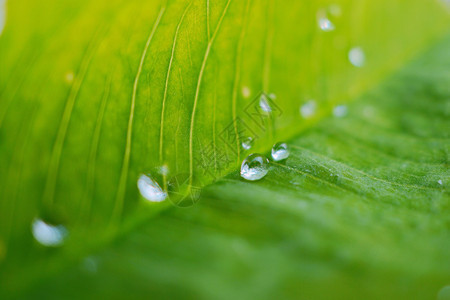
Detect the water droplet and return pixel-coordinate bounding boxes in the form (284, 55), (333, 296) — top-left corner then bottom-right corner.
(348, 47), (365, 67)
(259, 94), (272, 113)
(82, 256), (98, 273)
(438, 286), (450, 300)
(137, 174), (167, 202)
(269, 93), (277, 100)
(318, 17), (335, 31)
(241, 137), (253, 150)
(242, 86), (251, 98)
(438, 179), (443, 185)
(333, 105), (348, 117)
(65, 72), (74, 83)
(0, 0), (5, 36)
(240, 153), (269, 181)
(32, 218), (68, 247)
(271, 142), (290, 161)
(328, 4), (342, 16)
(158, 164), (169, 176)
(300, 100), (317, 118)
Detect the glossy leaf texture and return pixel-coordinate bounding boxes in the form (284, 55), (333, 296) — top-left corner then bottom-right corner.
(0, 0), (449, 298)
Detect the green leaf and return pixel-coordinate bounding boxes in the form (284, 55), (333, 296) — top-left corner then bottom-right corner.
(0, 0), (449, 298)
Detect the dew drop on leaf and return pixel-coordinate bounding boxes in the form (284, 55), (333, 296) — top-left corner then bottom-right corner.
(438, 285), (450, 300)
(240, 153), (269, 181)
(137, 174), (167, 202)
(242, 86), (251, 98)
(32, 218), (68, 247)
(259, 94), (272, 113)
(241, 137), (253, 150)
(318, 17), (335, 31)
(438, 179), (443, 185)
(300, 100), (317, 118)
(333, 105), (348, 117)
(349, 47), (366, 67)
(0, 0), (5, 36)
(271, 142), (290, 161)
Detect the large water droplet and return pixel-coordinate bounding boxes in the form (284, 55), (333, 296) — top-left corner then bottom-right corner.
(32, 218), (68, 247)
(240, 153), (269, 181)
(137, 174), (167, 202)
(271, 142), (290, 161)
(259, 94), (272, 113)
(241, 137), (253, 150)
(348, 47), (365, 67)
(300, 100), (317, 118)
(333, 105), (348, 117)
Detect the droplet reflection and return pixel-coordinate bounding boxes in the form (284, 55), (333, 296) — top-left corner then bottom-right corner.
(32, 218), (68, 247)
(240, 153), (269, 181)
(271, 142), (290, 161)
(137, 174), (167, 202)
(348, 47), (365, 67)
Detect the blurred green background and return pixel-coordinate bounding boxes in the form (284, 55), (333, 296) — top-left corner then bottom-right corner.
(0, 0), (449, 298)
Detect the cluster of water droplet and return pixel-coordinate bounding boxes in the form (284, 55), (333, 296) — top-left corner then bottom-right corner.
(240, 142), (290, 181)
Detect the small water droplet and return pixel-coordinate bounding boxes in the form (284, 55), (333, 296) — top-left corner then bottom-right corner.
(82, 256), (98, 273)
(65, 72), (74, 83)
(438, 285), (450, 300)
(259, 94), (272, 113)
(242, 86), (251, 98)
(137, 174), (167, 202)
(318, 17), (335, 31)
(241, 137), (253, 150)
(32, 218), (68, 247)
(438, 179), (443, 185)
(269, 93), (277, 100)
(271, 142), (290, 161)
(348, 47), (365, 67)
(158, 164), (169, 176)
(333, 105), (348, 117)
(240, 153), (269, 181)
(300, 100), (317, 118)
(0, 0), (5, 36)
(329, 4), (342, 16)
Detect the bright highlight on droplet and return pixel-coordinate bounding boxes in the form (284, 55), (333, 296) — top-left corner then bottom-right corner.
(259, 94), (272, 113)
(240, 153), (269, 181)
(32, 218), (68, 247)
(242, 86), (251, 98)
(333, 105), (348, 117)
(271, 142), (290, 161)
(300, 100), (317, 118)
(241, 137), (253, 150)
(348, 47), (365, 67)
(137, 174), (167, 202)
(438, 179), (443, 185)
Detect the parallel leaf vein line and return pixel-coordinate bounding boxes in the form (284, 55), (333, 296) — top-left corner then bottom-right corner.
(113, 7), (165, 223)
(291, 145), (443, 191)
(231, 0), (251, 161)
(42, 28), (104, 206)
(159, 3), (191, 163)
(83, 75), (112, 220)
(188, 0), (232, 183)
